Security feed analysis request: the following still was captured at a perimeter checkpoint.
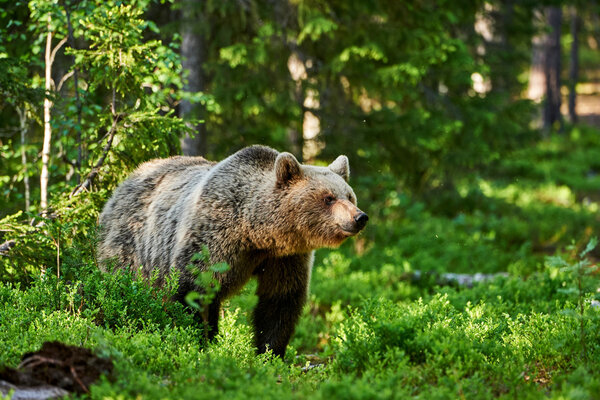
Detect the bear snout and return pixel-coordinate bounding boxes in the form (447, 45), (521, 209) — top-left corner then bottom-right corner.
(334, 200), (368, 235)
(354, 212), (369, 230)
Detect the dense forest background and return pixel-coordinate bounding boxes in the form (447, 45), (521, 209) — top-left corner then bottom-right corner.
(2, 0), (599, 215)
(1, 0), (600, 398)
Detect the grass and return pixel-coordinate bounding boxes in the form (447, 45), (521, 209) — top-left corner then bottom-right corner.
(1, 129), (600, 399)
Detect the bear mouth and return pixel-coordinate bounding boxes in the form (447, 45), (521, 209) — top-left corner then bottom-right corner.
(338, 227), (359, 237)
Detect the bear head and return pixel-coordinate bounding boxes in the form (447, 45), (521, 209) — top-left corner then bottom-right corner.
(271, 152), (368, 253)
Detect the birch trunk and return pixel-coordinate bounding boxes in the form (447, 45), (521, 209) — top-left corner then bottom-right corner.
(41, 16), (53, 212)
(527, 10), (546, 103)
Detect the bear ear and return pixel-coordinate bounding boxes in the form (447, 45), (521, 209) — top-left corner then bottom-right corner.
(275, 152), (303, 186)
(329, 155), (350, 182)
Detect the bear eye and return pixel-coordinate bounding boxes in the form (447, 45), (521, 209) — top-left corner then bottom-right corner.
(324, 195), (336, 206)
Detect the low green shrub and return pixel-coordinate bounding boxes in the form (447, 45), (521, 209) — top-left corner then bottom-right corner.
(331, 286), (600, 398)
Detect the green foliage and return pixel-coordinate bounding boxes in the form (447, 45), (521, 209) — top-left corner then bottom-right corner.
(2, 256), (600, 398)
(546, 237), (600, 364)
(331, 291), (599, 398)
(0, 191), (104, 283)
(0, 0), (189, 216)
(5, 126), (596, 398)
(492, 126), (600, 194)
(175, 0), (540, 189)
(291, 1), (536, 190)
(66, 1), (189, 175)
(185, 246), (231, 312)
(0, 58), (43, 108)
(77, 266), (193, 330)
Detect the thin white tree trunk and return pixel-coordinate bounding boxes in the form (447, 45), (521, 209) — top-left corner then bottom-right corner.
(41, 16), (53, 212)
(17, 106), (30, 211)
(527, 10), (546, 102)
(287, 53), (306, 159)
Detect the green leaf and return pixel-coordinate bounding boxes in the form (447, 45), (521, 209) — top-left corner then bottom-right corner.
(298, 16), (338, 44)
(580, 237), (598, 259)
(545, 255), (569, 269)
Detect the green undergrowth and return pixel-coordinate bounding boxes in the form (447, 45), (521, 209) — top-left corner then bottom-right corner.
(1, 129), (600, 398)
(1, 254), (599, 399)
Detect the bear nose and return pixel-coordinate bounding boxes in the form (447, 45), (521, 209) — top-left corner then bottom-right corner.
(354, 212), (369, 229)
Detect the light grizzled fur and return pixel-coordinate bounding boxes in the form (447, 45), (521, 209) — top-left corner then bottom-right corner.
(98, 145), (367, 357)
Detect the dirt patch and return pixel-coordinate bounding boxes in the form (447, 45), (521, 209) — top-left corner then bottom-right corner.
(0, 341), (113, 399)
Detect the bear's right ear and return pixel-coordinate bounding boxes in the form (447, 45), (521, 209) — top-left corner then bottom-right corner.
(329, 155), (349, 182)
(275, 152), (303, 186)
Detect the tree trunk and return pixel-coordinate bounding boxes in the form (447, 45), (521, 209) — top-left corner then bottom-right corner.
(41, 17), (53, 212)
(568, 6), (579, 123)
(179, 0), (206, 156)
(543, 7), (563, 132)
(287, 53), (306, 160)
(592, 0), (600, 50)
(527, 9), (546, 103)
(476, 0), (515, 94)
(17, 106), (30, 211)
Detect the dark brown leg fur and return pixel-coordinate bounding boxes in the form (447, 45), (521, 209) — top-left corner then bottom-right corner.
(205, 299), (222, 340)
(252, 254), (311, 358)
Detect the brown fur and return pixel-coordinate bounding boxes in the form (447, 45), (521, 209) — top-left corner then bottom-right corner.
(98, 145), (367, 357)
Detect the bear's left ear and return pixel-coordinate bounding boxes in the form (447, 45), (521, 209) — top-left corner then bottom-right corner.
(275, 152), (303, 186)
(329, 155), (349, 182)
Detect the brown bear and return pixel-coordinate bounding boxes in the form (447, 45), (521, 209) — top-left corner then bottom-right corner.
(98, 145), (367, 357)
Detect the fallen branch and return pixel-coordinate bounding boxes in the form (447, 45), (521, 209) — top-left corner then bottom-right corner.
(0, 240), (16, 255)
(406, 270), (509, 288)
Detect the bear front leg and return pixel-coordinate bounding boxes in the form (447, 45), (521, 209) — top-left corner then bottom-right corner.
(252, 253), (313, 358)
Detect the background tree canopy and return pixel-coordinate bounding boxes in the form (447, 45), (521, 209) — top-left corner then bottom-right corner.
(0, 0), (584, 213)
(1, 0), (600, 398)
